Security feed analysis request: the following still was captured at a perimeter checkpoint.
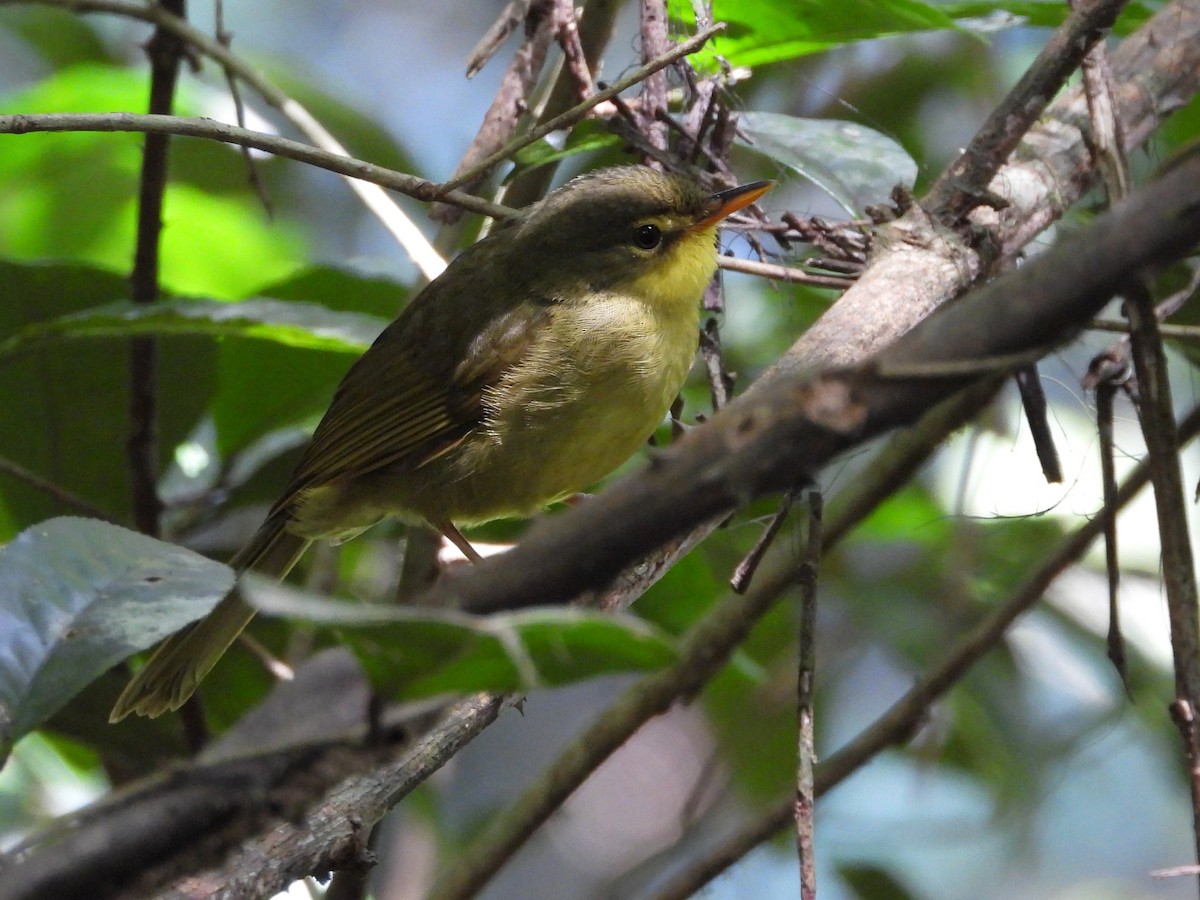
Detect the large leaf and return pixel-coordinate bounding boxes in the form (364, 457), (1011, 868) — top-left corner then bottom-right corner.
(243, 577), (678, 699)
(0, 297), (385, 362)
(0, 517), (234, 754)
(738, 111), (918, 215)
(670, 0), (959, 70)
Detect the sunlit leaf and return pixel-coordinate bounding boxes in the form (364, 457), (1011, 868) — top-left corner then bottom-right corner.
(0, 64), (306, 298)
(670, 0), (959, 70)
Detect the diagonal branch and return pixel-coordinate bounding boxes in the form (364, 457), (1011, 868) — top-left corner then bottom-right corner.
(923, 0), (1129, 220)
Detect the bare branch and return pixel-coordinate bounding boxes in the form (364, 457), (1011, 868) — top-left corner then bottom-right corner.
(0, 112), (515, 221)
(924, 0), (1129, 219)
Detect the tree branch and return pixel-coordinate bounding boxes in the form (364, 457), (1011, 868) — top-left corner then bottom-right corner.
(0, 112), (515, 221)
(923, 0), (1129, 220)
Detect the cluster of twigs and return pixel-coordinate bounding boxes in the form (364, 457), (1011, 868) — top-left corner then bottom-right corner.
(3, 0), (1200, 898)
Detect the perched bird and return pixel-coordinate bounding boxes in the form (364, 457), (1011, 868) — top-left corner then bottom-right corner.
(111, 166), (772, 720)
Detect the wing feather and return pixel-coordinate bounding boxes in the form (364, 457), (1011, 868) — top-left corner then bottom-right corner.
(270, 270), (554, 517)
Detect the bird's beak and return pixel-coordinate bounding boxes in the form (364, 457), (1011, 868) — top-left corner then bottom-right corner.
(686, 180), (775, 234)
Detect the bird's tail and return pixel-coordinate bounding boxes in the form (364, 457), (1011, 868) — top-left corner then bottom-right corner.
(108, 515), (310, 721)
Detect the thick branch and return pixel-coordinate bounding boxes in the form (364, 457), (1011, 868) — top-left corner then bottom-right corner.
(771, 0), (1200, 378)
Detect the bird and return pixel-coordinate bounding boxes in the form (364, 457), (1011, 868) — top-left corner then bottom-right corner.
(110, 165), (773, 720)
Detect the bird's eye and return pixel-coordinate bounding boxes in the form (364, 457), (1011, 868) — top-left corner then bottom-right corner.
(632, 223), (662, 250)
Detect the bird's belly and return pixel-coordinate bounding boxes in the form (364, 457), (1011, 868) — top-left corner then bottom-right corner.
(425, 310), (694, 523)
(300, 302), (698, 533)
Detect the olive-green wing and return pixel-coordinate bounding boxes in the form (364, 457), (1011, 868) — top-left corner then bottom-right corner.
(271, 298), (552, 515)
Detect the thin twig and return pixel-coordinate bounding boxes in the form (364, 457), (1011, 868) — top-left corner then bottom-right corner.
(697, 317), (733, 411)
(0, 112), (515, 221)
(126, 0), (189, 539)
(436, 23), (724, 194)
(213, 0), (272, 216)
(1096, 382), (1130, 687)
(1074, 0), (1130, 203)
(795, 492), (821, 900)
(1090, 319), (1200, 339)
(1123, 277), (1200, 886)
(715, 255), (854, 289)
(466, 0), (530, 79)
(1014, 364), (1063, 483)
(729, 492), (793, 594)
(0, 454), (115, 521)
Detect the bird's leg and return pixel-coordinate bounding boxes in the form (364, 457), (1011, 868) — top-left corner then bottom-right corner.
(430, 518), (483, 563)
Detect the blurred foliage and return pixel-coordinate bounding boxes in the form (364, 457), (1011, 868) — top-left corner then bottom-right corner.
(0, 1), (1197, 898)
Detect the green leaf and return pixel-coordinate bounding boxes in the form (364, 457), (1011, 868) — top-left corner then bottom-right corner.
(0, 297), (385, 362)
(510, 120), (624, 178)
(0, 517), (235, 753)
(242, 577), (678, 699)
(837, 863), (919, 900)
(671, 0), (960, 70)
(0, 260), (216, 536)
(0, 64), (306, 298)
(1, 8), (114, 69)
(738, 111), (917, 215)
(209, 266), (408, 457)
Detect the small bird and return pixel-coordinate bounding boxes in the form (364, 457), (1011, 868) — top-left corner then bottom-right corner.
(110, 166), (772, 720)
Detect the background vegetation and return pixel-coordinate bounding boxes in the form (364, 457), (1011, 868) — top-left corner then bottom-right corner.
(1, 1), (1200, 898)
